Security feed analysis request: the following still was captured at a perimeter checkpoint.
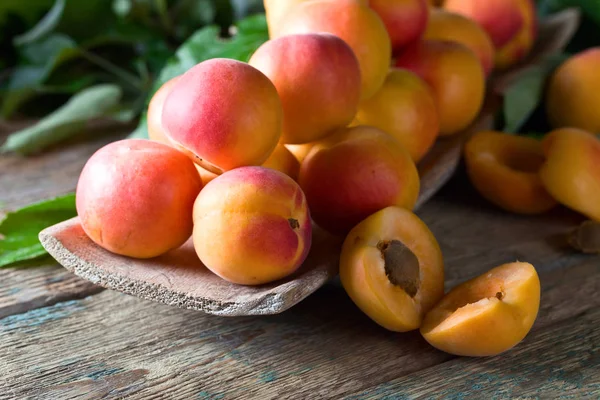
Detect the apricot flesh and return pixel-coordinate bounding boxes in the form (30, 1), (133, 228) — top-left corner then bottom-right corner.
(76, 139), (203, 259)
(192, 167), (311, 285)
(249, 33), (361, 144)
(421, 262), (540, 357)
(277, 0), (392, 100)
(299, 125), (420, 235)
(340, 206), (445, 332)
(539, 128), (600, 222)
(464, 131), (557, 214)
(162, 58), (282, 174)
(395, 40), (485, 136)
(354, 68), (439, 163)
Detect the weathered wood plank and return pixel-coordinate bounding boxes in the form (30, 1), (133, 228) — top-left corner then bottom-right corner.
(0, 253), (597, 400)
(0, 264), (102, 319)
(348, 309), (600, 400)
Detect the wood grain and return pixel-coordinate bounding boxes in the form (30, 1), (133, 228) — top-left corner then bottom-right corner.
(39, 219), (341, 316)
(1, 246), (597, 400)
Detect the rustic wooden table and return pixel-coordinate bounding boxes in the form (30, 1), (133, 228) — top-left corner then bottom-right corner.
(1, 128), (599, 400)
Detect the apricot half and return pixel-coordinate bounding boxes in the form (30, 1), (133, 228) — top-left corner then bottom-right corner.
(464, 131), (557, 214)
(193, 167), (311, 285)
(340, 207), (444, 332)
(539, 128), (600, 221)
(421, 262), (540, 357)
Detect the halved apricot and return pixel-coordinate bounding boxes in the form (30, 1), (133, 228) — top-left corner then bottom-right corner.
(464, 131), (557, 214)
(421, 262), (540, 357)
(539, 128), (600, 221)
(339, 206), (444, 332)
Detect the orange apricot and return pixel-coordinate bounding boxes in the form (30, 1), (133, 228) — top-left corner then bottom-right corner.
(192, 167), (311, 285)
(262, 144), (301, 181)
(546, 48), (600, 133)
(277, 0), (392, 100)
(539, 128), (600, 221)
(354, 68), (439, 163)
(464, 131), (557, 214)
(162, 58), (282, 174)
(395, 40), (485, 136)
(285, 143), (315, 165)
(195, 165), (219, 185)
(76, 139), (203, 259)
(421, 262), (540, 357)
(299, 125), (420, 235)
(340, 207), (445, 332)
(249, 33), (361, 144)
(424, 9), (495, 77)
(147, 77), (179, 144)
(368, 0), (429, 54)
(444, 0), (537, 69)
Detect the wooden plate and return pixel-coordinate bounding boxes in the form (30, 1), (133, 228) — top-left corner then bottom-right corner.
(39, 8), (580, 316)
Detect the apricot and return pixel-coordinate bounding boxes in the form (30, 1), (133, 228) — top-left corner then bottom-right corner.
(368, 0), (429, 54)
(262, 144), (301, 181)
(195, 165), (219, 185)
(464, 131), (557, 214)
(354, 68), (439, 162)
(76, 139), (203, 259)
(444, 0), (537, 69)
(539, 128), (600, 221)
(395, 40), (485, 136)
(424, 9), (495, 77)
(147, 77), (179, 144)
(249, 33), (361, 144)
(340, 207), (444, 332)
(277, 0), (392, 100)
(161, 58), (282, 174)
(285, 143), (315, 165)
(192, 167), (312, 285)
(263, 0), (303, 37)
(421, 262), (540, 357)
(299, 125), (420, 235)
(546, 48), (600, 133)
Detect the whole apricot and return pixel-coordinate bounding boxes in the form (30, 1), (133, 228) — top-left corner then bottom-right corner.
(285, 143), (315, 165)
(299, 126), (420, 235)
(546, 48), (600, 133)
(464, 131), (557, 214)
(539, 128), (600, 221)
(340, 207), (445, 332)
(368, 0), (429, 54)
(162, 58), (282, 174)
(395, 40), (485, 136)
(421, 262), (540, 357)
(249, 33), (361, 144)
(354, 68), (439, 162)
(193, 167), (311, 285)
(444, 0), (537, 69)
(424, 9), (495, 77)
(76, 139), (203, 259)
(147, 77), (179, 144)
(277, 0), (392, 100)
(262, 144), (301, 181)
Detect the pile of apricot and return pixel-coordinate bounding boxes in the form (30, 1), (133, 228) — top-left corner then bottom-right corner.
(75, 0), (551, 357)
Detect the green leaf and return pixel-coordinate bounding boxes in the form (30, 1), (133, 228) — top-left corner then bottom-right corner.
(13, 0), (65, 46)
(128, 13), (269, 139)
(1, 84), (122, 155)
(0, 193), (76, 268)
(537, 0), (600, 26)
(503, 54), (569, 133)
